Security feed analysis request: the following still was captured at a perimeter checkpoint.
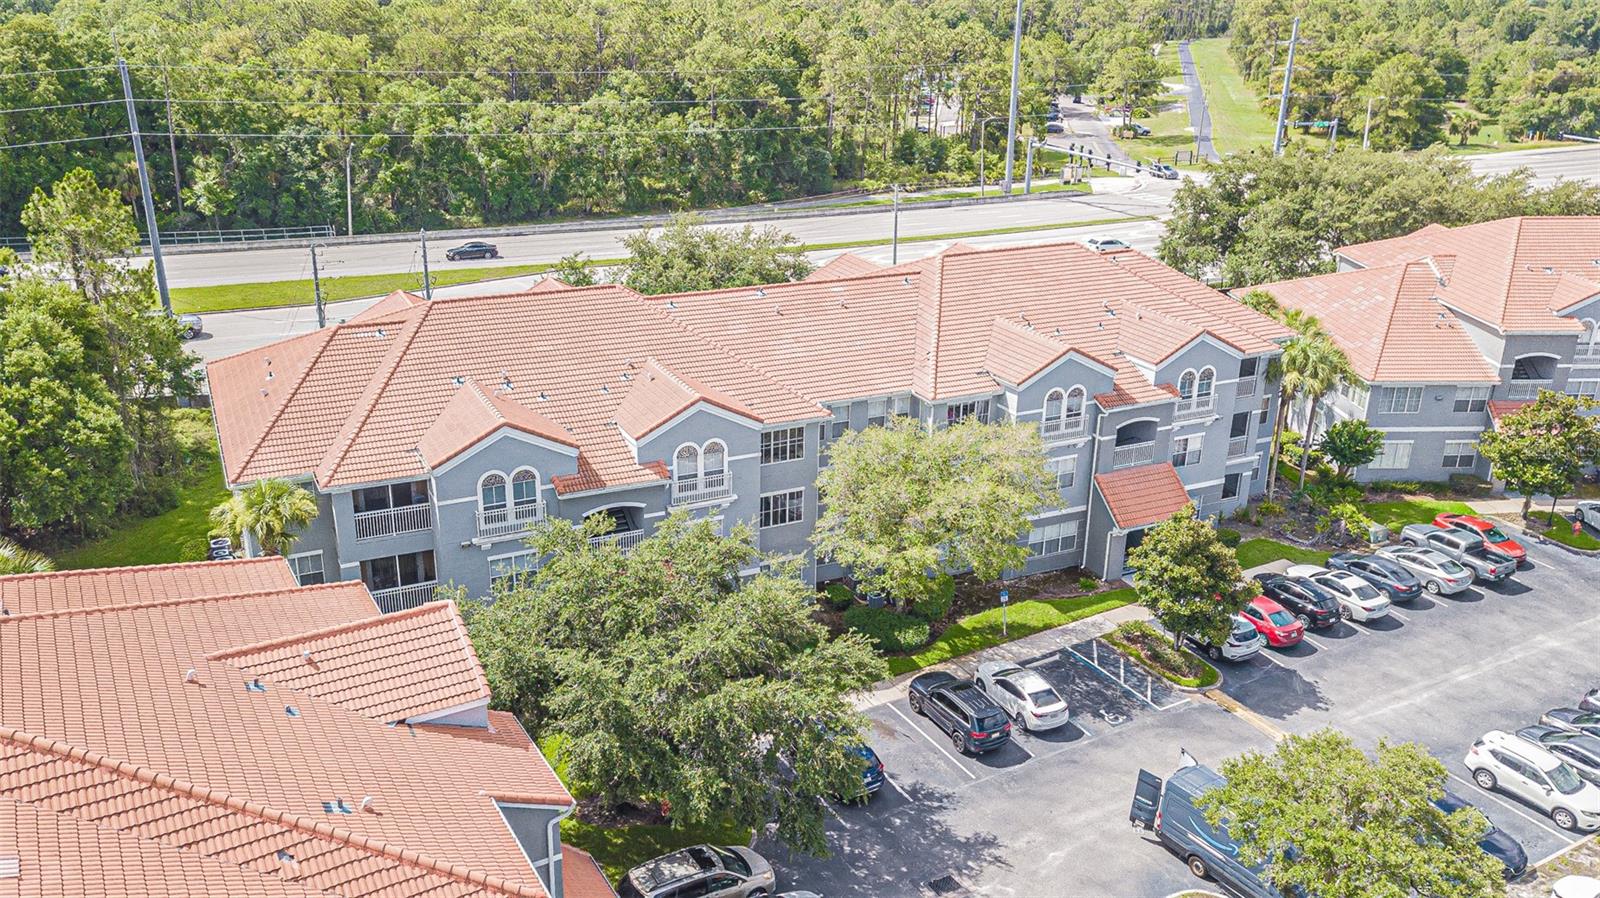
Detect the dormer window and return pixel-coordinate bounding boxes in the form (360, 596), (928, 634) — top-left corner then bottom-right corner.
(1175, 367), (1216, 419)
(1041, 386), (1086, 438)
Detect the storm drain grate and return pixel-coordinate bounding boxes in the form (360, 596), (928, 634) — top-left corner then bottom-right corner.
(926, 874), (967, 896)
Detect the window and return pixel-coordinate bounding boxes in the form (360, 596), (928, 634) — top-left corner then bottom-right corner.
(1172, 434), (1203, 468)
(761, 427), (805, 464)
(1568, 380), (1600, 400)
(1370, 440), (1413, 470)
(823, 404), (850, 442)
(867, 398), (888, 428)
(1197, 367), (1215, 400)
(1443, 440), (1477, 469)
(479, 473), (507, 512)
(674, 444), (700, 483)
(511, 469), (540, 509)
(490, 551), (539, 591)
(1028, 520), (1080, 556)
(1046, 455), (1078, 490)
(288, 551), (324, 586)
(1178, 370), (1196, 399)
(945, 399), (990, 426)
(1042, 386), (1086, 436)
(892, 394), (913, 417)
(1222, 472), (1242, 500)
(1336, 380), (1370, 411)
(353, 481), (428, 512)
(359, 550), (436, 591)
(1453, 385), (1490, 413)
(759, 489), (805, 528)
(1239, 357), (1259, 380)
(1377, 386), (1423, 414)
(702, 440), (726, 477)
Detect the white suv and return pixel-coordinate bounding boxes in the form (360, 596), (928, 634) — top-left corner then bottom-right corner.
(1465, 730), (1600, 831)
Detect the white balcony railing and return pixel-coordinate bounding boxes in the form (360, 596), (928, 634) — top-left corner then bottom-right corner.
(588, 529), (646, 551)
(353, 504), (433, 541)
(1506, 379), (1553, 400)
(1236, 377), (1259, 399)
(1111, 441), (1156, 469)
(476, 501), (546, 540)
(1040, 416), (1086, 440)
(1228, 435), (1251, 458)
(371, 581), (438, 614)
(1173, 396), (1215, 420)
(671, 471), (732, 505)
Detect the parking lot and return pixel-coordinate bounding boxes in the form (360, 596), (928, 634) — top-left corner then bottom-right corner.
(766, 536), (1600, 896)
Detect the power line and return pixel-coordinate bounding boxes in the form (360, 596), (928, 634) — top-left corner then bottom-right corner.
(129, 60), (975, 78)
(147, 124), (832, 140)
(0, 98), (125, 116)
(135, 94), (827, 109)
(0, 64), (119, 81)
(0, 133), (129, 151)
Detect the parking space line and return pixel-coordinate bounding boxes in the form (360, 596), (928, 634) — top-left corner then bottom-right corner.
(1389, 608), (1411, 622)
(1448, 772), (1576, 842)
(882, 771), (913, 803)
(1301, 632), (1330, 651)
(887, 703), (978, 780)
(1010, 734), (1035, 759)
(1256, 650), (1294, 669)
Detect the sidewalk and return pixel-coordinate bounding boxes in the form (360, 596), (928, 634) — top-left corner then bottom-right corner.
(1469, 496), (1580, 517)
(854, 600), (1151, 710)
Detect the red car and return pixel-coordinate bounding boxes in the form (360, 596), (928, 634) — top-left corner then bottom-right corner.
(1433, 513), (1527, 564)
(1239, 595), (1304, 648)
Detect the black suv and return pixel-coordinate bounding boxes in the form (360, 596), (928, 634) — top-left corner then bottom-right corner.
(1252, 573), (1340, 628)
(908, 671), (1012, 754)
(1326, 552), (1422, 601)
(445, 240), (500, 261)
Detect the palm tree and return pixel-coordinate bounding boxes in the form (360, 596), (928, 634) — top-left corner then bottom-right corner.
(210, 479), (320, 556)
(1448, 111), (1482, 147)
(1264, 309), (1336, 499)
(0, 537), (53, 575)
(1290, 336), (1352, 492)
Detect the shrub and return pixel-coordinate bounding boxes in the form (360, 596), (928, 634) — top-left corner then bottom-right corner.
(844, 606), (932, 653)
(909, 574), (955, 622)
(822, 583), (855, 611)
(1257, 500), (1286, 519)
(1316, 502), (1376, 542)
(1108, 620), (1218, 688)
(1217, 527), (1242, 548)
(1076, 575), (1100, 592)
(1230, 505), (1254, 524)
(1367, 479), (1422, 495)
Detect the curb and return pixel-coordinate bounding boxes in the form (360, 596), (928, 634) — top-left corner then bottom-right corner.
(1483, 514), (1600, 558)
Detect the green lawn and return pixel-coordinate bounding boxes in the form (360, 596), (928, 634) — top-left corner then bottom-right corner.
(54, 452), (231, 570)
(562, 818), (753, 884)
(1235, 538), (1330, 570)
(1527, 511), (1600, 550)
(798, 214), (1155, 256)
(171, 262), (567, 314)
(1186, 37), (1278, 157)
(885, 587), (1138, 676)
(1363, 496), (1472, 530)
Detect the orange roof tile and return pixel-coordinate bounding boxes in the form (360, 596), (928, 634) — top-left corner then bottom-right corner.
(1488, 399), (1532, 422)
(417, 380), (579, 469)
(208, 601), (492, 723)
(1094, 462), (1194, 529)
(563, 847), (618, 898)
(0, 561), (572, 898)
(803, 252), (880, 282)
(612, 358), (763, 440)
(0, 556), (296, 615)
(349, 290), (428, 325)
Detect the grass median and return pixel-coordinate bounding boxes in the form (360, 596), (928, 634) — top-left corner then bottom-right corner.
(1186, 37), (1277, 156)
(885, 587), (1138, 677)
(1526, 511), (1600, 550)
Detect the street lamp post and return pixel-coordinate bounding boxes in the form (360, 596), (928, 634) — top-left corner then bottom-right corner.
(977, 114), (1009, 198)
(1000, 0), (1024, 194)
(1361, 96), (1388, 150)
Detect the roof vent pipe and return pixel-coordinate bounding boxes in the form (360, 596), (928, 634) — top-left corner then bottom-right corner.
(359, 795), (375, 813)
(183, 668), (198, 684)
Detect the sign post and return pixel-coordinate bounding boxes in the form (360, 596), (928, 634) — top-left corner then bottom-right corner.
(999, 588), (1010, 638)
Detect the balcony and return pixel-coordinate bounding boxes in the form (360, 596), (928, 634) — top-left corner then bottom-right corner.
(1236, 377), (1259, 399)
(353, 504), (432, 542)
(1173, 396), (1215, 420)
(1111, 441), (1156, 469)
(1506, 379), (1553, 400)
(1039, 416), (1086, 441)
(476, 501), (546, 541)
(671, 471), (732, 505)
(1228, 435), (1251, 459)
(371, 581), (438, 614)
(588, 529), (646, 551)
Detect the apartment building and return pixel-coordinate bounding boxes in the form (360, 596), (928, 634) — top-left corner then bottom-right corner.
(0, 557), (614, 898)
(207, 241), (1290, 609)
(1243, 216), (1600, 483)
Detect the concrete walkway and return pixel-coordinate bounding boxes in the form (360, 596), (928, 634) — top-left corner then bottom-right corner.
(1469, 496), (1581, 517)
(1177, 40), (1221, 163)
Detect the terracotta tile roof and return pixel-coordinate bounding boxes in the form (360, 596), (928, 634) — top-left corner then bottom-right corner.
(1244, 258), (1501, 384)
(983, 317), (1116, 387)
(562, 847), (618, 898)
(526, 276), (573, 293)
(417, 380), (579, 469)
(211, 243), (1288, 494)
(0, 561), (572, 898)
(1094, 462), (1194, 529)
(1336, 216), (1600, 334)
(803, 252), (880, 282)
(1488, 399), (1532, 422)
(0, 556), (296, 615)
(349, 290), (428, 325)
(207, 601), (492, 723)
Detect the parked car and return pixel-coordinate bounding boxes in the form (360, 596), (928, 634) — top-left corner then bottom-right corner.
(1582, 687), (1600, 713)
(1084, 237), (1129, 253)
(1129, 122), (1151, 136)
(1251, 573), (1341, 629)
(1185, 614), (1266, 662)
(1554, 876), (1600, 898)
(1130, 763), (1279, 897)
(1326, 552), (1423, 601)
(1237, 596), (1304, 648)
(1046, 120), (1065, 134)
(1465, 731), (1600, 830)
(975, 661), (1069, 731)
(445, 240), (500, 261)
(618, 845), (777, 898)
(854, 742), (886, 797)
(908, 671), (1012, 754)
(1576, 501), (1600, 531)
(147, 308), (203, 339)
(1373, 545), (1473, 595)
(1398, 524), (1516, 582)
(1516, 725), (1600, 784)
(1429, 791), (1528, 881)
(1150, 163), (1179, 180)
(1433, 513), (1527, 564)
(1542, 708), (1600, 739)
(1284, 565), (1392, 622)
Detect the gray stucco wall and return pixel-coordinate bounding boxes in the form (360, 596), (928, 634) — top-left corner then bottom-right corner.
(496, 804), (564, 896)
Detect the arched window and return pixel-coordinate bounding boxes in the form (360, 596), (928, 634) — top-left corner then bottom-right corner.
(674, 444), (700, 483)
(479, 473), (507, 512)
(1178, 370), (1197, 400)
(1064, 386), (1086, 429)
(702, 440), (727, 477)
(1583, 319), (1598, 357)
(1197, 367), (1216, 401)
(1044, 389), (1064, 425)
(512, 469), (540, 510)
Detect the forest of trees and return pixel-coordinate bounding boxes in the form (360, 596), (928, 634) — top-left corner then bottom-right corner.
(1229, 0), (1599, 149)
(0, 0), (1227, 235)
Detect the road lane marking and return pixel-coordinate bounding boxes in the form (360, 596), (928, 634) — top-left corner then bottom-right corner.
(1448, 772), (1575, 842)
(887, 702), (978, 780)
(1389, 608), (1411, 622)
(1203, 690), (1286, 741)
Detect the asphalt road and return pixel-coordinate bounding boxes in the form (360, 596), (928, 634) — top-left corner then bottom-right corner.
(1464, 144), (1600, 187)
(767, 536), (1600, 896)
(1178, 40), (1220, 163)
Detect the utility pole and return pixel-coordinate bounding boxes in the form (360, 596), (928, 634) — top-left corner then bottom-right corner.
(117, 58), (172, 313)
(162, 67), (182, 215)
(1000, 0), (1024, 194)
(310, 244), (327, 329)
(419, 228), (434, 300)
(891, 185), (902, 264)
(344, 144), (354, 236)
(1023, 138), (1037, 194)
(1362, 97), (1375, 150)
(1271, 16), (1300, 157)
(1327, 118), (1339, 155)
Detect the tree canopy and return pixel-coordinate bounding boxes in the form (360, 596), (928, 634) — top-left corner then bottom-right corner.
(812, 416), (1054, 614)
(1475, 390), (1600, 518)
(209, 478), (320, 556)
(1319, 419), (1385, 478)
(1197, 729), (1505, 898)
(618, 213), (813, 295)
(1126, 505), (1250, 646)
(465, 512), (885, 855)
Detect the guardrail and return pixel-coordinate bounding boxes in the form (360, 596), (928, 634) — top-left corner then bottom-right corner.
(353, 504), (433, 541)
